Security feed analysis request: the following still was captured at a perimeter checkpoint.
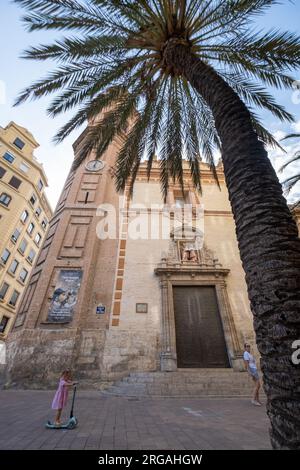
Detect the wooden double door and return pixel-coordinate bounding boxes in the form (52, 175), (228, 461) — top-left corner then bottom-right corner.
(173, 286), (230, 368)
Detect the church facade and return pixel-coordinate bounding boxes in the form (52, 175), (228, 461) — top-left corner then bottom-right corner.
(6, 123), (296, 388)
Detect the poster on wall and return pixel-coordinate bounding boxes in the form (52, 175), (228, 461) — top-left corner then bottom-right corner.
(47, 270), (83, 323)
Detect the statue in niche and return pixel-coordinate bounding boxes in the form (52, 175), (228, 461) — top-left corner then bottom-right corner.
(181, 241), (198, 262)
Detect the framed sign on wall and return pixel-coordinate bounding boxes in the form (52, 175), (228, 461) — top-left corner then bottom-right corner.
(136, 303), (148, 314)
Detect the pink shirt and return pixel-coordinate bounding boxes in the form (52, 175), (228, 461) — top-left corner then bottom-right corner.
(51, 378), (72, 410)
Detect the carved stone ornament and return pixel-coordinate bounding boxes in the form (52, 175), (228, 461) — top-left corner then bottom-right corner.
(162, 226), (222, 268)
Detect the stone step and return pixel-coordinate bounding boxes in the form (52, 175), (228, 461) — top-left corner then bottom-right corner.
(101, 386), (253, 398)
(120, 375), (251, 384)
(100, 369), (263, 398)
(130, 369), (246, 376)
(121, 371), (250, 383)
(129, 368), (237, 374)
(118, 380), (251, 390)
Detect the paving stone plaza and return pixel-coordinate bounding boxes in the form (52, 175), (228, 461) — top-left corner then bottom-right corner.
(0, 390), (271, 450)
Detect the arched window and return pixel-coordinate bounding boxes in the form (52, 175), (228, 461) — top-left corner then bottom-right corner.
(0, 193), (12, 207)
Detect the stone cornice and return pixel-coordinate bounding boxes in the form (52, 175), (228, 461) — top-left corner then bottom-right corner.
(154, 264), (230, 277)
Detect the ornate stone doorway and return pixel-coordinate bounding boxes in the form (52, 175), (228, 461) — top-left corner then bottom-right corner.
(155, 229), (244, 372)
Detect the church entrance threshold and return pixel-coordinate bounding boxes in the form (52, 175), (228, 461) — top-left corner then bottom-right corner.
(173, 286), (230, 368)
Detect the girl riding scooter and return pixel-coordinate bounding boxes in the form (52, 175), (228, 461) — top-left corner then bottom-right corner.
(51, 369), (76, 426)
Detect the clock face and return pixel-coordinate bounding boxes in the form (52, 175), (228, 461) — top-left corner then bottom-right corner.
(85, 159), (105, 172)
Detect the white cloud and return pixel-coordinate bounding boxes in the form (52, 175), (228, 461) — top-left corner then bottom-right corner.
(272, 130), (286, 141)
(291, 120), (300, 133)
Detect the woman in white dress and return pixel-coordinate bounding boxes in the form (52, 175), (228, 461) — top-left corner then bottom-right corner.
(243, 343), (262, 406)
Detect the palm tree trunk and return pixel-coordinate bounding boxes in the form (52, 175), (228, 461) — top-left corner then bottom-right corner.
(164, 43), (300, 449)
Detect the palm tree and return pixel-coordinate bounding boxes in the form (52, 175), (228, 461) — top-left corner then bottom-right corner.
(279, 133), (300, 194)
(14, 0), (300, 449)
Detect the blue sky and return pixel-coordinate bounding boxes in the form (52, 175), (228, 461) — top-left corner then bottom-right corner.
(1, 0), (300, 208)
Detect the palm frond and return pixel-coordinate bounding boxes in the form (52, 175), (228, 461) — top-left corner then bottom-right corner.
(250, 115), (285, 151)
(22, 35), (126, 62)
(279, 152), (300, 173)
(219, 72), (294, 122)
(281, 173), (300, 195)
(281, 133), (300, 141)
(14, 0), (300, 196)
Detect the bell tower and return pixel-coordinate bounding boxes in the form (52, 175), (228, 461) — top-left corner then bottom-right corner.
(5, 124), (123, 386)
